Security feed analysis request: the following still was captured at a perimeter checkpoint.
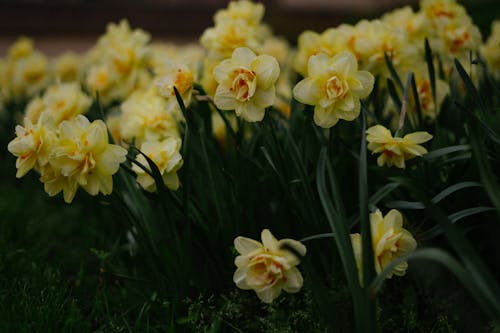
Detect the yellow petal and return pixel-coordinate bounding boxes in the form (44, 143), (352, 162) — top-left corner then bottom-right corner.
(232, 47), (256, 68)
(403, 131), (433, 144)
(313, 106), (339, 128)
(293, 77), (323, 105)
(282, 267), (304, 293)
(234, 236), (263, 255)
(261, 229), (279, 251)
(253, 55), (280, 89)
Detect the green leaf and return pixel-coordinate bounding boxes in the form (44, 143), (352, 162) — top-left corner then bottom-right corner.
(454, 59), (487, 113)
(468, 119), (500, 214)
(390, 176), (500, 321)
(384, 53), (404, 91)
(423, 145), (470, 161)
(424, 39), (437, 120)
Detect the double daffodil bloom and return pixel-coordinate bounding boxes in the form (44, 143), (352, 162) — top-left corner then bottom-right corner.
(293, 51), (374, 128)
(233, 229), (306, 303)
(351, 209), (417, 281)
(132, 137), (183, 192)
(213, 47), (280, 122)
(366, 125), (433, 169)
(48, 115), (127, 202)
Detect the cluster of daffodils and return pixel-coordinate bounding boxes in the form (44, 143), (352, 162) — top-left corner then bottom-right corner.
(292, 0), (486, 127)
(0, 38), (50, 103)
(366, 125), (433, 169)
(84, 20), (152, 105)
(351, 209), (417, 281)
(233, 229), (306, 303)
(7, 82), (127, 203)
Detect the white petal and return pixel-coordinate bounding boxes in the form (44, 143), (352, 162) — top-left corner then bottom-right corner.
(234, 236), (263, 255)
(238, 101), (265, 122)
(214, 85), (238, 111)
(233, 267), (251, 290)
(293, 77), (323, 105)
(232, 47), (256, 68)
(313, 106), (339, 128)
(253, 55), (280, 89)
(282, 267), (304, 293)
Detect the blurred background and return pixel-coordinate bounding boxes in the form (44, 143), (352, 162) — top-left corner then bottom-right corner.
(0, 0), (497, 56)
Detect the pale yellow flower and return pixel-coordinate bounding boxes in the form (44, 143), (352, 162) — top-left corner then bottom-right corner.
(293, 26), (354, 77)
(351, 209), (417, 280)
(119, 88), (180, 144)
(155, 62), (194, 105)
(200, 19), (260, 60)
(366, 125), (432, 168)
(42, 82), (92, 125)
(24, 97), (45, 125)
(233, 229), (306, 303)
(53, 52), (82, 82)
(214, 0), (264, 26)
(293, 51), (374, 128)
(7, 116), (55, 178)
(8, 37), (34, 60)
(84, 19), (152, 104)
(48, 115), (127, 202)
(132, 138), (183, 192)
(420, 0), (481, 69)
(481, 21), (500, 79)
(213, 47), (280, 122)
(10, 52), (50, 100)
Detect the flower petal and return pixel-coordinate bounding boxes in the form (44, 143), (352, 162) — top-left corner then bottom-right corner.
(234, 236), (262, 255)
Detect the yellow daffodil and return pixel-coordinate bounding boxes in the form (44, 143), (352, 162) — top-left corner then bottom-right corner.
(293, 27), (353, 77)
(481, 20), (500, 79)
(132, 137), (183, 192)
(366, 125), (432, 169)
(214, 0), (264, 26)
(233, 229), (306, 303)
(53, 52), (82, 82)
(48, 115), (127, 202)
(200, 19), (260, 60)
(351, 209), (417, 281)
(7, 116), (55, 178)
(8, 37), (34, 60)
(293, 51), (374, 128)
(155, 62), (194, 105)
(42, 82), (92, 125)
(119, 88), (180, 144)
(213, 47), (280, 122)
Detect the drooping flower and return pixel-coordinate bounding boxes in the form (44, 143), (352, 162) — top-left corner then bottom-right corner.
(293, 51), (374, 128)
(233, 229), (306, 303)
(48, 115), (127, 203)
(366, 125), (433, 169)
(213, 47), (280, 122)
(132, 137), (183, 192)
(351, 209), (417, 281)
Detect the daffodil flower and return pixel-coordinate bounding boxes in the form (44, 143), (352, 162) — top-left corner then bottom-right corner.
(213, 47), (280, 122)
(366, 125), (433, 169)
(351, 209), (417, 282)
(233, 229), (306, 303)
(293, 51), (374, 128)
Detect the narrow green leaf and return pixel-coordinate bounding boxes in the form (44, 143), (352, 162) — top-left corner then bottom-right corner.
(424, 38), (437, 117)
(387, 78), (402, 112)
(384, 53), (404, 91)
(423, 145), (470, 161)
(468, 119), (500, 214)
(391, 176), (500, 320)
(455, 59), (487, 113)
(410, 73), (423, 126)
(369, 183), (400, 208)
